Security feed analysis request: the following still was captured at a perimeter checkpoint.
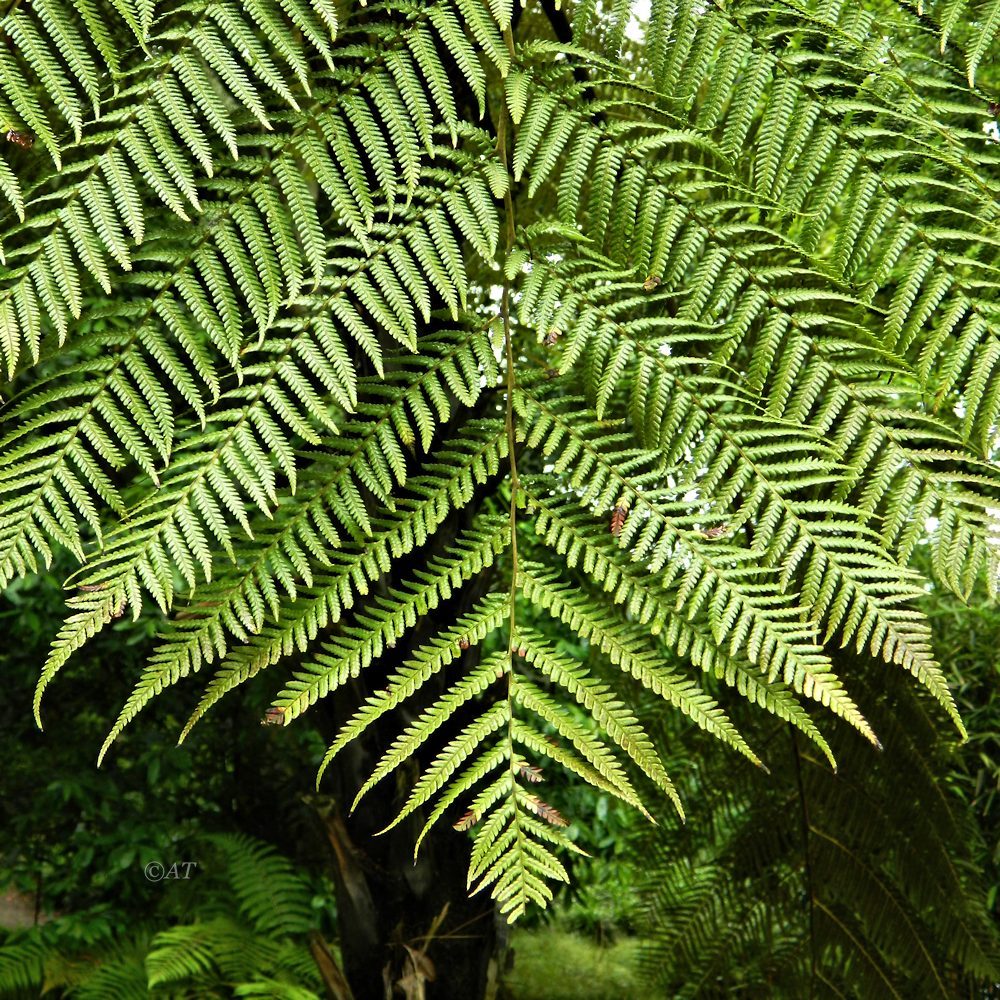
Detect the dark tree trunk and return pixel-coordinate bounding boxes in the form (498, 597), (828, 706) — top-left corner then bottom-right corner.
(310, 527), (511, 998)
(306, 383), (512, 999)
(317, 735), (508, 1000)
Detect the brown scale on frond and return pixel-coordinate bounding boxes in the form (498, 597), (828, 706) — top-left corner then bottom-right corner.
(698, 523), (729, 539)
(523, 796), (567, 827)
(544, 329), (561, 347)
(458, 637), (471, 650)
(610, 504), (628, 537)
(453, 810), (479, 831)
(518, 764), (544, 783)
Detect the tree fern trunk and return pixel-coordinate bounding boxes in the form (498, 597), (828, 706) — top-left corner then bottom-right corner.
(320, 737), (507, 999)
(313, 417), (510, 999)
(316, 611), (509, 999)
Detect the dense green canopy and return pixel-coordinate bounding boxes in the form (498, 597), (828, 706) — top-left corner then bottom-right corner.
(0, 0), (998, 982)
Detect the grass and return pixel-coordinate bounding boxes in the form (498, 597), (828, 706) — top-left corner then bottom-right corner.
(503, 929), (645, 1000)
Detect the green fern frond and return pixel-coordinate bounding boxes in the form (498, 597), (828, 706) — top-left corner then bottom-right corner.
(274, 516), (510, 727)
(516, 387), (878, 743)
(30, 157), (500, 717)
(514, 38), (1000, 596)
(173, 433), (508, 741)
(517, 631), (684, 818)
(7, 0), (1000, 927)
(318, 594), (509, 777)
(0, 798), (322, 989)
(523, 483), (838, 765)
(636, 659), (1000, 995)
(0, 0), (119, 161)
(520, 563), (762, 768)
(204, 833), (314, 937)
(0, 935), (47, 993)
(0, 0), (349, 374)
(71, 960), (150, 1000)
(98, 338), (500, 758)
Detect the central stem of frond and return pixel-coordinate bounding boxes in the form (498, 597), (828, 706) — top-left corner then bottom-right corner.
(498, 24), (519, 661)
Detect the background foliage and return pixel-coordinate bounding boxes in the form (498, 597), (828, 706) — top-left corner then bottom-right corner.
(2, 0), (1000, 993)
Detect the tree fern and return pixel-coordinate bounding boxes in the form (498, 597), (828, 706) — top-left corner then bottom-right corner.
(0, 834), (327, 998)
(4, 0), (1000, 925)
(635, 659), (1000, 996)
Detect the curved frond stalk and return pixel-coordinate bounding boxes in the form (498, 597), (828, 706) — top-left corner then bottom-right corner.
(97, 336), (500, 759)
(271, 516), (510, 728)
(520, 562), (762, 768)
(30, 152), (502, 716)
(517, 386), (880, 740)
(523, 483), (838, 765)
(515, 46), (1000, 594)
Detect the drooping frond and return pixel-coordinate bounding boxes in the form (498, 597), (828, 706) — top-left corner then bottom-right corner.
(636, 662), (1000, 996)
(98, 333), (501, 758)
(29, 143), (501, 719)
(0, 0), (342, 372)
(3, 0), (998, 925)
